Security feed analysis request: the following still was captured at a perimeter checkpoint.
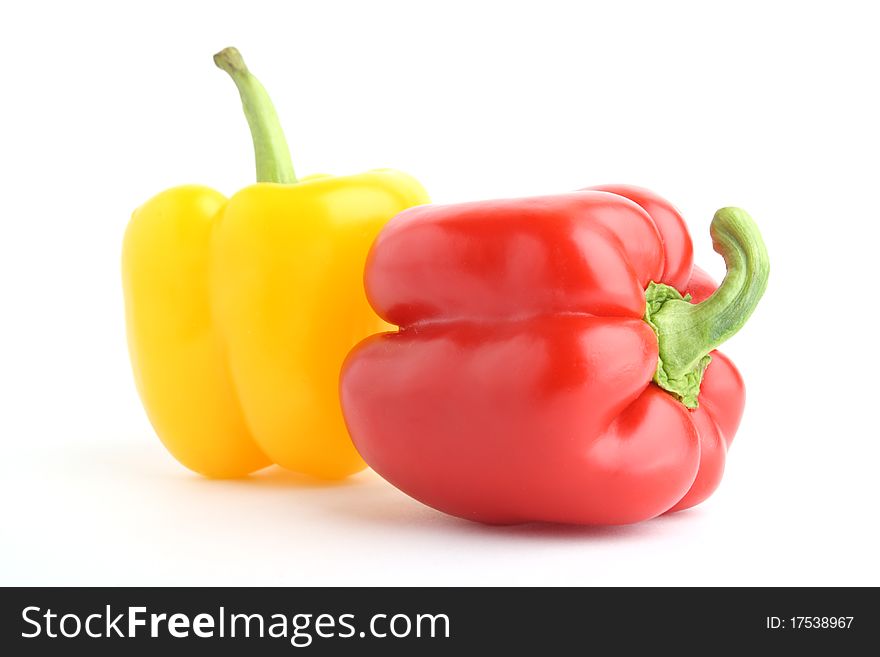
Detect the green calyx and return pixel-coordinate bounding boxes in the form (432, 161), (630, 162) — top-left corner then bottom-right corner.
(643, 207), (769, 409)
(213, 47), (297, 184)
(644, 284), (712, 408)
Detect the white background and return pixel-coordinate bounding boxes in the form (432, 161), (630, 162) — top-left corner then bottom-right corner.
(2, 0), (878, 586)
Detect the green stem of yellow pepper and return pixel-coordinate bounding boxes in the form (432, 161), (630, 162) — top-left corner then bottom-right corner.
(213, 47), (297, 184)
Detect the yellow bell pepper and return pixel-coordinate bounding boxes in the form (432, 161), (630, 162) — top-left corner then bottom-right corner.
(122, 48), (429, 478)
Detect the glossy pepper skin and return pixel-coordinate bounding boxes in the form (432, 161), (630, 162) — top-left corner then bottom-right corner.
(123, 49), (428, 478)
(340, 186), (768, 524)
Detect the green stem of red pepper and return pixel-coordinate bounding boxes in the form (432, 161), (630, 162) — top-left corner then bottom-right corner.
(213, 47), (297, 184)
(644, 207), (769, 408)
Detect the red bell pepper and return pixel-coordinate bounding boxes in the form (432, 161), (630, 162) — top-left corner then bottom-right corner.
(340, 185), (769, 525)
